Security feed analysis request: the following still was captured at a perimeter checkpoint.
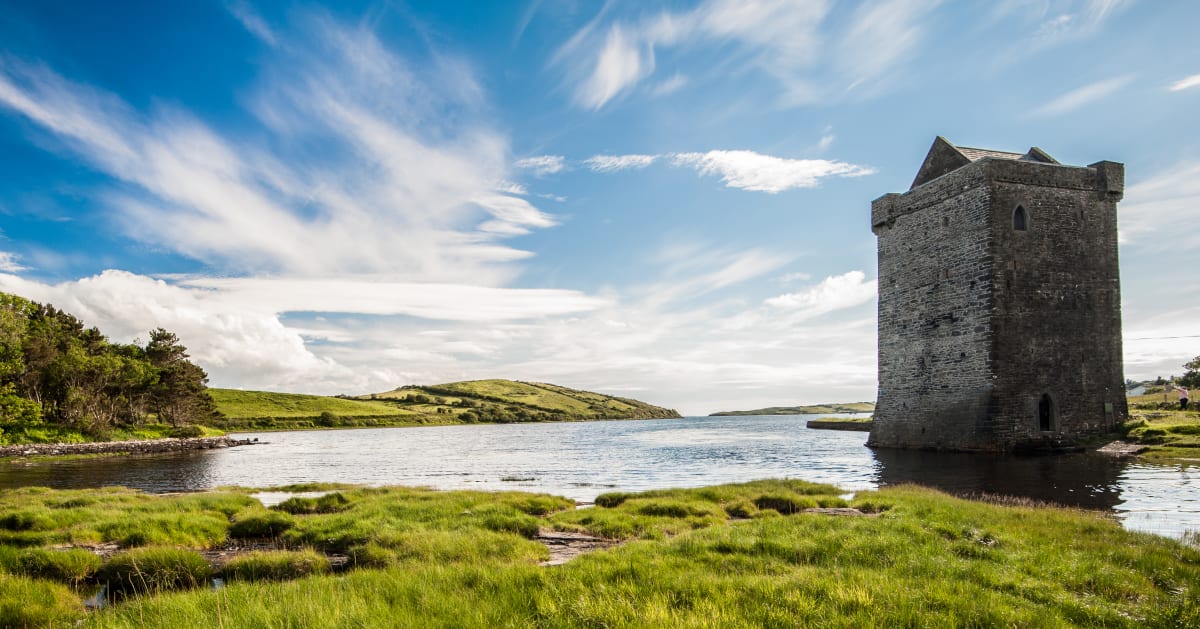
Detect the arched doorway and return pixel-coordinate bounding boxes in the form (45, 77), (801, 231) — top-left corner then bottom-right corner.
(1038, 394), (1054, 431)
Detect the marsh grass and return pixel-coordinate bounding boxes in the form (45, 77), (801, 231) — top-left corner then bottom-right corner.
(87, 485), (1200, 627)
(221, 549), (330, 582)
(0, 547), (101, 585)
(0, 481), (1196, 627)
(229, 509), (295, 538)
(0, 573), (83, 627)
(95, 547), (212, 601)
(273, 492), (352, 515)
(553, 479), (851, 539)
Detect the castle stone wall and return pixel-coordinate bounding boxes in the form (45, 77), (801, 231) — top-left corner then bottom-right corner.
(986, 161), (1127, 447)
(869, 151), (1126, 452)
(870, 165), (996, 450)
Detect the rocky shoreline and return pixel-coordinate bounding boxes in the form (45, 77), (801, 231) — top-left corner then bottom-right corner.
(0, 436), (258, 458)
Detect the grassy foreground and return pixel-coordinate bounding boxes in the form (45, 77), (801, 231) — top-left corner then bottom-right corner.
(0, 480), (1196, 627)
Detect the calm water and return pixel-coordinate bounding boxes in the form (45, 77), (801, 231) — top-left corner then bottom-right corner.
(1, 415), (1196, 539)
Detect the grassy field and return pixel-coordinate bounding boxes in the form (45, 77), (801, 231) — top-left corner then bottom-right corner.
(208, 389), (421, 430)
(0, 480), (1194, 627)
(207, 380), (679, 432)
(710, 402), (875, 416)
(1122, 390), (1200, 461)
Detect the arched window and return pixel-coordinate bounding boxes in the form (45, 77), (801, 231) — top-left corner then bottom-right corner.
(1037, 394), (1054, 431)
(1013, 205), (1028, 231)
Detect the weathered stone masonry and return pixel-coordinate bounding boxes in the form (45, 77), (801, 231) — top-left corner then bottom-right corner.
(868, 137), (1127, 452)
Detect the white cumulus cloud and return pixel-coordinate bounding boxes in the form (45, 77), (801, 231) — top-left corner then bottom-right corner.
(671, 150), (875, 193)
(764, 270), (878, 321)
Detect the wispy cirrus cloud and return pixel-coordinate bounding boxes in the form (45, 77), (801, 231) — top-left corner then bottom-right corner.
(513, 155), (566, 176)
(991, 0), (1130, 54)
(1030, 75), (1131, 117)
(0, 251), (26, 273)
(554, 0), (938, 109)
(0, 22), (556, 283)
(583, 154), (658, 172)
(1119, 161), (1200, 247)
(225, 1), (278, 46)
(0, 11), (612, 395)
(1170, 73), (1200, 92)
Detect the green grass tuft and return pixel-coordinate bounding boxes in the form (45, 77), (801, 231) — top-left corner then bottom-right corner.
(95, 547), (212, 601)
(0, 573), (84, 627)
(221, 549), (331, 582)
(273, 492), (352, 515)
(8, 547), (101, 585)
(229, 509), (295, 538)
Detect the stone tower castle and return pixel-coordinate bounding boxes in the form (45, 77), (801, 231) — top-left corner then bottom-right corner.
(868, 137), (1127, 452)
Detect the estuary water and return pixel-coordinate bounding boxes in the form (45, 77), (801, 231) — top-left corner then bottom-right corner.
(1, 415), (1196, 539)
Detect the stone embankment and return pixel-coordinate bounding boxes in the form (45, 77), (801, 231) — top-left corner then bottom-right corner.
(806, 419), (872, 432)
(0, 436), (258, 458)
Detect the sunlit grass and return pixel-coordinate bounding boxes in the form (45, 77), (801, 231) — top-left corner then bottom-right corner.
(0, 480), (1194, 627)
(1121, 392), (1200, 461)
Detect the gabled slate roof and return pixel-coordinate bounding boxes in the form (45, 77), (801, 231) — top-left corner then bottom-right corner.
(910, 137), (1059, 189)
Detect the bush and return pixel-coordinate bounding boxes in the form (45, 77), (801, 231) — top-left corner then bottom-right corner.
(95, 548), (211, 600)
(316, 411), (340, 427)
(15, 548), (101, 585)
(229, 510), (295, 538)
(221, 549), (330, 583)
(168, 425), (205, 438)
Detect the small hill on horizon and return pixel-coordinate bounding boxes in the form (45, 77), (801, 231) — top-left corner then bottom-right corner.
(365, 379), (681, 422)
(212, 379), (680, 430)
(709, 402), (875, 417)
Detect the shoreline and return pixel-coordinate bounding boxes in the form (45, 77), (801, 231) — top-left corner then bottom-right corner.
(0, 435), (258, 459)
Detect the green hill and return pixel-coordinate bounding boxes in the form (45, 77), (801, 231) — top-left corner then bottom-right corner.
(709, 402), (875, 416)
(211, 379), (679, 431)
(209, 390), (415, 421)
(366, 379), (681, 423)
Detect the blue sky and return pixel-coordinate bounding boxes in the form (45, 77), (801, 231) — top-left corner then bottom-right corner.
(0, 0), (1197, 415)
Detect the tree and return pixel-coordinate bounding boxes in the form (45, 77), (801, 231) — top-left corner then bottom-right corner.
(1181, 356), (1200, 388)
(146, 328), (221, 427)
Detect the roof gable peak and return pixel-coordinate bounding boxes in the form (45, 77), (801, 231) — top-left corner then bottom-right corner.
(910, 137), (1059, 189)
